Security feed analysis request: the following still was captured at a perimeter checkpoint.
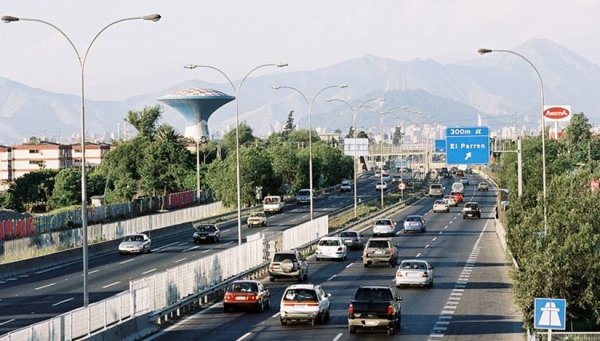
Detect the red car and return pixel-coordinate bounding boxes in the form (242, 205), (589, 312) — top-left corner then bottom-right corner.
(450, 191), (463, 203)
(223, 280), (271, 312)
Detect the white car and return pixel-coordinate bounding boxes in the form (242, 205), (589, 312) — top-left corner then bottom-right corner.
(395, 259), (434, 288)
(451, 182), (464, 194)
(373, 218), (396, 237)
(432, 200), (449, 213)
(280, 284), (331, 326)
(315, 236), (347, 261)
(376, 181), (388, 191)
(340, 180), (352, 192)
(118, 233), (151, 254)
(443, 195), (458, 207)
(459, 177), (470, 185)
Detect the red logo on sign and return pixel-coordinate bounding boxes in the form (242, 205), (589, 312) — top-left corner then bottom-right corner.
(543, 107), (570, 120)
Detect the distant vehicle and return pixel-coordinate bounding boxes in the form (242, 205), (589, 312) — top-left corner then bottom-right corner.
(372, 218), (396, 237)
(450, 191), (463, 203)
(340, 180), (352, 192)
(315, 236), (347, 261)
(296, 189), (312, 205)
(376, 181), (388, 191)
(118, 233), (151, 254)
(456, 169), (465, 177)
(432, 200), (450, 213)
(462, 202), (481, 219)
(396, 260), (434, 288)
(443, 195), (458, 207)
(339, 231), (364, 250)
(280, 284), (331, 326)
(403, 215), (426, 233)
(392, 174), (403, 184)
(451, 182), (464, 194)
(247, 211), (267, 227)
(363, 238), (398, 267)
(263, 195), (284, 213)
(269, 250), (308, 282)
(477, 182), (489, 191)
(428, 183), (444, 197)
(348, 285), (402, 335)
(193, 224), (220, 243)
(223, 280), (271, 312)
(381, 172), (391, 182)
(459, 177), (470, 185)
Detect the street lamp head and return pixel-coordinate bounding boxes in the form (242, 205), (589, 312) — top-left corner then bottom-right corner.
(1, 15), (20, 23)
(184, 64), (198, 70)
(276, 63), (288, 68)
(142, 14), (162, 22)
(478, 48), (493, 55)
(271, 85), (281, 90)
(339, 85), (348, 88)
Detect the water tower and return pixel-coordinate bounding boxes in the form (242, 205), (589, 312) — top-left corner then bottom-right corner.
(158, 88), (235, 141)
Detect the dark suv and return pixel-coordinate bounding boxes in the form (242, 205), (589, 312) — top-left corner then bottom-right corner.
(462, 202), (481, 219)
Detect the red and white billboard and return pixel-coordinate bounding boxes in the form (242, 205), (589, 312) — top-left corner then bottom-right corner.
(543, 105), (572, 122)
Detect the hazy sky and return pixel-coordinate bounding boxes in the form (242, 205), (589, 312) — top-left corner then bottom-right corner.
(1, 0), (600, 100)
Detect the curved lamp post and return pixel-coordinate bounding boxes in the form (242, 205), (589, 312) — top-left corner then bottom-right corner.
(272, 85), (347, 220)
(2, 13), (161, 307)
(185, 63), (288, 245)
(478, 48), (547, 236)
(325, 98), (384, 217)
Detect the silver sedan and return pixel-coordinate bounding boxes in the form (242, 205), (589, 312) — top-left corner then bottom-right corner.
(395, 259), (434, 288)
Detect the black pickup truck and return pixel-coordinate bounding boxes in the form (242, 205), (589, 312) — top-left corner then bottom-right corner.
(347, 285), (402, 335)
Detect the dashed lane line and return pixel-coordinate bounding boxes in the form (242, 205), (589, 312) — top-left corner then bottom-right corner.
(102, 281), (120, 289)
(142, 268), (157, 275)
(236, 332), (252, 341)
(34, 283), (56, 291)
(52, 298), (74, 307)
(175, 258), (187, 263)
(119, 258), (135, 265)
(0, 319), (15, 326)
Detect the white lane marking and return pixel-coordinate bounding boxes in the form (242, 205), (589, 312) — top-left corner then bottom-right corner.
(430, 333), (445, 338)
(450, 292), (463, 296)
(439, 315), (452, 320)
(18, 274), (29, 278)
(175, 258), (187, 263)
(272, 312), (280, 318)
(444, 226), (448, 229)
(0, 281), (5, 284)
(201, 249), (211, 253)
(432, 237), (437, 241)
(89, 269), (99, 275)
(439, 231), (443, 235)
(154, 241), (179, 252)
(263, 229), (270, 232)
(52, 298), (74, 307)
(333, 333), (343, 341)
(34, 283), (56, 290)
(448, 296), (461, 301)
(236, 332), (252, 341)
(416, 253), (421, 258)
(0, 319), (15, 326)
(142, 268), (157, 275)
(6, 278), (17, 281)
(183, 245), (200, 252)
(425, 244), (430, 248)
(436, 320), (451, 325)
(453, 288), (465, 292)
(433, 325), (447, 331)
(327, 275), (336, 281)
(443, 305), (457, 310)
(102, 281), (120, 289)
(448, 221), (453, 225)
(119, 258), (135, 265)
(222, 241), (234, 246)
(441, 310), (455, 314)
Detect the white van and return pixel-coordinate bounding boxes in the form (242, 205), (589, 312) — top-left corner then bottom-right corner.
(451, 182), (464, 194)
(263, 195), (284, 213)
(428, 183), (444, 197)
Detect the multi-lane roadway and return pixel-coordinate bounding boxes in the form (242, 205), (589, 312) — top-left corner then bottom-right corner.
(0, 174), (382, 335)
(145, 174), (525, 340)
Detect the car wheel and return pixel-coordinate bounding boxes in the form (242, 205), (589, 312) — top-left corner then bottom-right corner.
(280, 318), (287, 325)
(349, 326), (356, 334)
(258, 301), (265, 312)
(269, 277), (274, 282)
(310, 319), (315, 327)
(364, 263), (369, 268)
(387, 325), (396, 335)
(223, 304), (230, 313)
(389, 260), (395, 268)
(315, 257), (320, 261)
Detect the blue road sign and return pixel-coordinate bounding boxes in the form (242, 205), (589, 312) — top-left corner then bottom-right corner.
(445, 127), (490, 165)
(435, 139), (446, 152)
(534, 298), (566, 330)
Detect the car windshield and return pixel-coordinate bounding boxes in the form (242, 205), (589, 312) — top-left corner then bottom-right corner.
(196, 225), (216, 232)
(367, 240), (390, 248)
(435, 200), (444, 204)
(124, 235), (144, 242)
(273, 253), (296, 262)
(430, 184), (442, 189)
(340, 232), (357, 238)
(284, 289), (317, 302)
(405, 216), (421, 222)
(318, 239), (340, 246)
(402, 262), (427, 270)
(228, 282), (258, 293)
(375, 220), (392, 225)
(466, 203), (478, 208)
(298, 190), (310, 196)
(251, 212), (264, 217)
(355, 288), (392, 301)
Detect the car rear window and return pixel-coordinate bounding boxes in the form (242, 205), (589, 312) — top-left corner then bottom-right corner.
(375, 220), (392, 225)
(430, 184), (442, 189)
(284, 289), (317, 301)
(340, 232), (357, 238)
(405, 216), (421, 221)
(367, 240), (390, 248)
(435, 200), (444, 204)
(273, 253), (296, 262)
(318, 239), (340, 246)
(354, 288), (392, 301)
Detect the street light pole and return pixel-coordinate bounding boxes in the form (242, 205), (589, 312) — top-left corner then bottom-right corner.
(272, 85), (347, 220)
(2, 13), (161, 307)
(326, 98), (384, 217)
(478, 48), (547, 236)
(185, 63), (288, 244)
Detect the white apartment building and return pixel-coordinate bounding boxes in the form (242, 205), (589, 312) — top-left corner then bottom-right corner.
(72, 142), (111, 167)
(11, 141), (72, 179)
(0, 145), (12, 191)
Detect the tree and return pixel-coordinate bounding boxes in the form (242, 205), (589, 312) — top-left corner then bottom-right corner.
(125, 105), (163, 139)
(392, 126), (403, 145)
(7, 169), (57, 212)
(284, 110), (296, 135)
(51, 167), (81, 207)
(222, 123), (255, 153)
(564, 112), (592, 164)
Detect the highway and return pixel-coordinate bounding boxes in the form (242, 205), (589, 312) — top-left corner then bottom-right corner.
(0, 174), (383, 335)
(145, 174), (525, 340)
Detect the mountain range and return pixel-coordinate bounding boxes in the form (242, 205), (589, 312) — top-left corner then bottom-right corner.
(1, 38), (599, 145)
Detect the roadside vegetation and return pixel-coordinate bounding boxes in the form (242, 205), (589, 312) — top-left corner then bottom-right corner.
(493, 112), (600, 331)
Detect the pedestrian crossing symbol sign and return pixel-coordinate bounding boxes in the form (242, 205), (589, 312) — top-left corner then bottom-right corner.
(534, 298), (566, 330)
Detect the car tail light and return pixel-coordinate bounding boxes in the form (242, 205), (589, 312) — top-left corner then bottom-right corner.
(348, 304), (354, 315)
(387, 305), (394, 316)
(422, 271), (428, 277)
(396, 271), (402, 277)
(389, 248), (394, 255)
(268, 264), (274, 271)
(249, 295), (256, 301)
(224, 293), (233, 301)
(363, 250), (368, 258)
